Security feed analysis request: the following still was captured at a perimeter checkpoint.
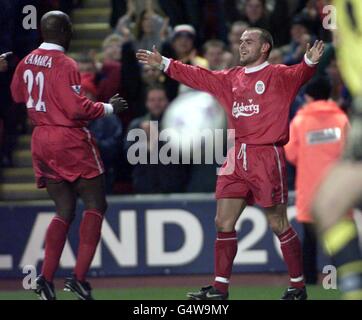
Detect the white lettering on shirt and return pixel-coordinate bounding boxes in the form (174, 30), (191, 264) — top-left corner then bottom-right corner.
(25, 54), (52, 68)
(232, 99), (260, 118)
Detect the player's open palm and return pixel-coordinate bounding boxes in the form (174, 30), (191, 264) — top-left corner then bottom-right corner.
(306, 40), (324, 64)
(109, 94), (128, 114)
(136, 45), (162, 69)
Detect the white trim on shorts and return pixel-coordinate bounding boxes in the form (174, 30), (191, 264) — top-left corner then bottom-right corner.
(82, 127), (104, 175)
(273, 144), (284, 204)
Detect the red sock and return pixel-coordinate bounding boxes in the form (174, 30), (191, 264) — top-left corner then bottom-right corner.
(41, 216), (69, 282)
(278, 227), (305, 288)
(213, 231), (238, 294)
(74, 210), (103, 282)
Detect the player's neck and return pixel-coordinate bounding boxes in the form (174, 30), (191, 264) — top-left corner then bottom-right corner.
(244, 56), (268, 68)
(244, 60), (269, 73)
(42, 40), (66, 51)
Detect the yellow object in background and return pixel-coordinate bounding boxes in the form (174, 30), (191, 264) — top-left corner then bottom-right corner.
(335, 0), (362, 96)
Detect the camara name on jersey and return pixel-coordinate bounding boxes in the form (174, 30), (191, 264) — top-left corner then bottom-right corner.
(25, 54), (53, 68)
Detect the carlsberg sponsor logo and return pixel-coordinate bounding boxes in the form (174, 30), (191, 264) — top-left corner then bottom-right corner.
(232, 99), (260, 118)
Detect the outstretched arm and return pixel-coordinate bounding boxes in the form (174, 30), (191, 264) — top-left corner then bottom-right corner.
(279, 40), (325, 89)
(136, 46), (231, 96)
(57, 64), (128, 120)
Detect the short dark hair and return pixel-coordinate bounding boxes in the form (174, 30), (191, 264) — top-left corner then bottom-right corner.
(244, 27), (274, 57)
(305, 76), (332, 100)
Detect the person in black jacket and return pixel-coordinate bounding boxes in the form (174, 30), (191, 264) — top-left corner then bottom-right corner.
(124, 85), (189, 194)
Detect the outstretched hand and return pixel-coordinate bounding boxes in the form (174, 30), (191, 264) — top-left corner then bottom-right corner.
(109, 94), (128, 114)
(306, 40), (324, 64)
(136, 45), (163, 69)
(0, 52), (12, 72)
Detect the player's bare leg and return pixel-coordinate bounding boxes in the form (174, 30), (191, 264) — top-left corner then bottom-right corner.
(312, 161), (362, 300)
(265, 204), (307, 300)
(187, 198), (247, 300)
(35, 179), (77, 300)
(64, 174), (107, 300)
(312, 162), (362, 232)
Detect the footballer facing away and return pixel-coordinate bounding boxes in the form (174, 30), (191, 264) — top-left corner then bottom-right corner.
(11, 11), (128, 300)
(137, 28), (324, 300)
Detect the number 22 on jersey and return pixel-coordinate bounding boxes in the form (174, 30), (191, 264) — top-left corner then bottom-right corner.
(23, 69), (46, 112)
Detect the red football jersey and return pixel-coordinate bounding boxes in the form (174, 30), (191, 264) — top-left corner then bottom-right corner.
(165, 57), (316, 145)
(10, 43), (113, 187)
(11, 43), (112, 127)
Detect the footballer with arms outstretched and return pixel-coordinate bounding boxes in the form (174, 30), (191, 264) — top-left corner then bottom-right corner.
(137, 28), (324, 300)
(11, 11), (128, 300)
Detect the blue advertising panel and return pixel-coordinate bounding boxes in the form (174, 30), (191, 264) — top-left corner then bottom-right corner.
(0, 195), (330, 278)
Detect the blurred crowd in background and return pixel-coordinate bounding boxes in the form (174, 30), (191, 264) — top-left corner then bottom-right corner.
(0, 0), (350, 196)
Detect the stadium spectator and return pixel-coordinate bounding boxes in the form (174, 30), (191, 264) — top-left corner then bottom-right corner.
(285, 76), (350, 284)
(137, 63), (167, 114)
(326, 52), (351, 111)
(96, 34), (123, 103)
(297, 0), (333, 42)
(242, 0), (271, 31)
(124, 85), (189, 194)
(240, 0), (291, 46)
(77, 54), (98, 98)
(162, 24), (208, 99)
(203, 40), (226, 70)
(88, 116), (123, 194)
(268, 48), (284, 65)
(165, 25), (207, 66)
(101, 34), (123, 63)
(115, 0), (170, 51)
(112, 0), (163, 28)
(283, 15), (315, 65)
(141, 64), (165, 87)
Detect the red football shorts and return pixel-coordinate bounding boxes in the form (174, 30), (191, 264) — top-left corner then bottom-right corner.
(215, 143), (288, 207)
(31, 126), (104, 188)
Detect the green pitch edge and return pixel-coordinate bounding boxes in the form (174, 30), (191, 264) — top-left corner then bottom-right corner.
(0, 286), (341, 300)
